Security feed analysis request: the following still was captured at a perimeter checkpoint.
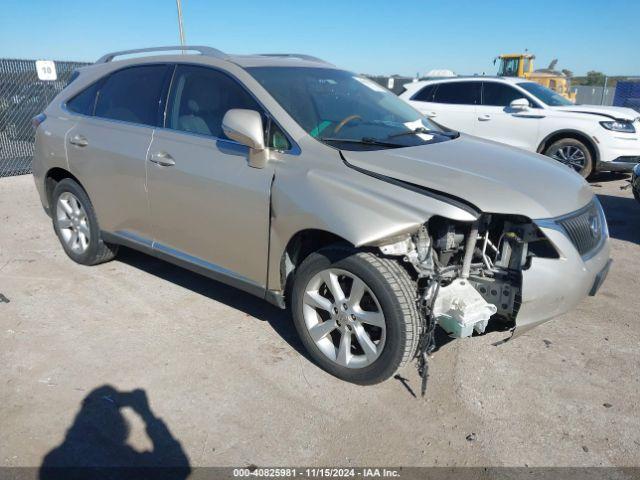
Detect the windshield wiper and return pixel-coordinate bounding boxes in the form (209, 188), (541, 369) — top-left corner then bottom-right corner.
(320, 136), (404, 148)
(388, 127), (459, 139)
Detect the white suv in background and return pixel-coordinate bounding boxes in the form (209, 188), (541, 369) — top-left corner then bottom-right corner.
(400, 77), (640, 177)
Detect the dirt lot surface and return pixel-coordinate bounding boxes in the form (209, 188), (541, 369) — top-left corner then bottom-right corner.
(1, 173), (639, 471)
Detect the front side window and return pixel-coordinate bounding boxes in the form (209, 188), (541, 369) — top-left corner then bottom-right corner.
(167, 65), (261, 140)
(432, 82), (481, 105)
(248, 67), (451, 151)
(482, 82), (527, 107)
(518, 82), (573, 106)
(94, 65), (168, 126)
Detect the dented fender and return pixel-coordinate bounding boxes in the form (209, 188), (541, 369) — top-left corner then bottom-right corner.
(266, 150), (477, 291)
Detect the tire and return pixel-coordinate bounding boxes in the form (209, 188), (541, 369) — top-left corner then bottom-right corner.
(290, 246), (422, 385)
(544, 138), (593, 178)
(51, 178), (118, 266)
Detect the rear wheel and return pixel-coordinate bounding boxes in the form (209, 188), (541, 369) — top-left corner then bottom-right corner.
(52, 178), (118, 265)
(291, 246), (421, 385)
(544, 138), (593, 178)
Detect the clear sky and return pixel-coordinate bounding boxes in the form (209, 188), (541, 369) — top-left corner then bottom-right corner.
(1, 0), (638, 76)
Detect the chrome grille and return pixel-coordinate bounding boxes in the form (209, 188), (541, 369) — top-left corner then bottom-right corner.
(557, 202), (604, 256)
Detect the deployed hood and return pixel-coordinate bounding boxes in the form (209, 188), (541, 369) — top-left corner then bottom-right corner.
(341, 134), (594, 219)
(551, 105), (640, 121)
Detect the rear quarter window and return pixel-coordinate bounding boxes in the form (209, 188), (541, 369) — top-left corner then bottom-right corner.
(412, 84), (436, 102)
(66, 81), (100, 115)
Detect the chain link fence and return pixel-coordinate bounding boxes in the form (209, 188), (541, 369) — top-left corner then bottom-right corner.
(0, 58), (89, 177)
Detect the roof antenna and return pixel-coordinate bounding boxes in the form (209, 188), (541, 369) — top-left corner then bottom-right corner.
(176, 0), (186, 54)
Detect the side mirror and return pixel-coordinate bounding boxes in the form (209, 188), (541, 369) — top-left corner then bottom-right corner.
(222, 109), (267, 168)
(510, 98), (530, 111)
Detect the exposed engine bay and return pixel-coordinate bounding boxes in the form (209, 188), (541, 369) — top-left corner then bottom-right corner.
(378, 214), (559, 394)
(380, 214), (558, 336)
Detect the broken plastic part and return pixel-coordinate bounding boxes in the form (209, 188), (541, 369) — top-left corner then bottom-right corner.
(432, 278), (497, 337)
(378, 236), (412, 256)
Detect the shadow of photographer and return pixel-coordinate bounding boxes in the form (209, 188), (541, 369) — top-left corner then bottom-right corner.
(40, 385), (191, 480)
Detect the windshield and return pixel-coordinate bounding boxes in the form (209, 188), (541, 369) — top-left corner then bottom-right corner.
(247, 67), (453, 150)
(498, 58), (519, 77)
(518, 82), (574, 106)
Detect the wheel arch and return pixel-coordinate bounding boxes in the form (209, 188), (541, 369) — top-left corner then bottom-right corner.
(536, 129), (599, 164)
(44, 167), (85, 212)
(278, 228), (354, 296)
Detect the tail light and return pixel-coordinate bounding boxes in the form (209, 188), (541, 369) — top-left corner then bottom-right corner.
(32, 113), (47, 129)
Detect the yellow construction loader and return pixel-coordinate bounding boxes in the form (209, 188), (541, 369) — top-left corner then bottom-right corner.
(495, 53), (577, 102)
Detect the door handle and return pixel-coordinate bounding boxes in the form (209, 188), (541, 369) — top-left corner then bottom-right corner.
(478, 114), (491, 121)
(425, 111), (437, 118)
(149, 151), (175, 167)
(69, 134), (88, 147)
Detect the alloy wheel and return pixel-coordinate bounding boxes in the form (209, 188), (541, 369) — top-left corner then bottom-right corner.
(551, 145), (587, 173)
(302, 268), (386, 368)
(56, 192), (91, 254)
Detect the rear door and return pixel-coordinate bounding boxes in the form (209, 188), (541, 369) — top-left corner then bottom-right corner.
(146, 64), (276, 289)
(475, 81), (543, 150)
(410, 81), (480, 134)
(66, 64), (170, 237)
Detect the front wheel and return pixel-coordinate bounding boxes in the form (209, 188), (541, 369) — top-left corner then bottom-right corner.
(290, 247), (422, 385)
(544, 138), (593, 178)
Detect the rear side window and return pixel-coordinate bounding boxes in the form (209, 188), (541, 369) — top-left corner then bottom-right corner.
(482, 82), (527, 107)
(412, 84), (436, 102)
(95, 65), (168, 126)
(432, 82), (480, 105)
(167, 65), (261, 139)
(66, 81), (100, 115)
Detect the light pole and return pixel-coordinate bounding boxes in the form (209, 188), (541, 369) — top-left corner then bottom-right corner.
(176, 0), (186, 51)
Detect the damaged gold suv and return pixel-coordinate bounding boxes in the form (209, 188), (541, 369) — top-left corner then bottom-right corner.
(32, 47), (611, 385)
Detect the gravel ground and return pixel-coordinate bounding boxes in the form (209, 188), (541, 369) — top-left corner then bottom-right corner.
(0, 173), (638, 471)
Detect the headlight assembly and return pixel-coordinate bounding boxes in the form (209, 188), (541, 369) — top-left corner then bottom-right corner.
(600, 120), (636, 133)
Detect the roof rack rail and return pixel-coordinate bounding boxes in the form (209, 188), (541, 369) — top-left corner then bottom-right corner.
(96, 46), (227, 64)
(258, 53), (332, 65)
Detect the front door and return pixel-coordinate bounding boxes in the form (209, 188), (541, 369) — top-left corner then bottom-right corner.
(146, 65), (274, 289)
(475, 81), (544, 151)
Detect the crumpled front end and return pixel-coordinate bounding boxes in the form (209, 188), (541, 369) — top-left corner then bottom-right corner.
(375, 198), (611, 338)
(372, 196), (611, 395)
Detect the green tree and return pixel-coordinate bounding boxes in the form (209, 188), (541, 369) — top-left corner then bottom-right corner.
(585, 71), (606, 86)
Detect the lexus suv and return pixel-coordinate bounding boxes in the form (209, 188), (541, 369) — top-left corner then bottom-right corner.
(400, 77), (640, 178)
(32, 47), (611, 385)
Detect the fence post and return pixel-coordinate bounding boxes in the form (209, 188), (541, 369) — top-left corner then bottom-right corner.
(600, 76), (608, 105)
